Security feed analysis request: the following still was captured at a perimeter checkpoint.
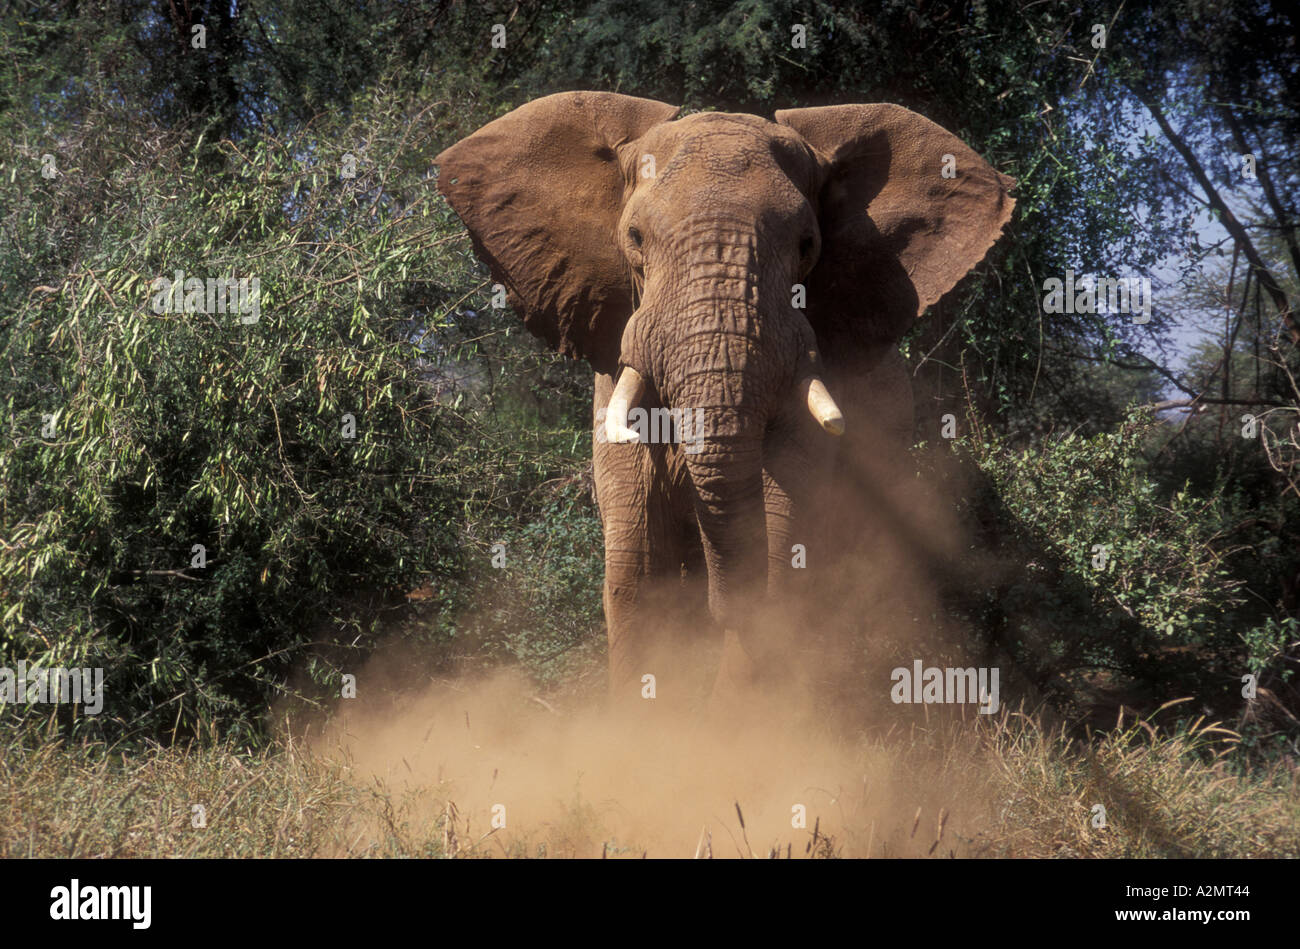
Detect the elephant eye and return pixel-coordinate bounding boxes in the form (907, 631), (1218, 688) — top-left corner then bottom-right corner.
(628, 226), (643, 248)
(799, 235), (815, 258)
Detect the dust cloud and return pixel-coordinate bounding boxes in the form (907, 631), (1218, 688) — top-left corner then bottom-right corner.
(301, 444), (1011, 858)
(308, 663), (998, 858)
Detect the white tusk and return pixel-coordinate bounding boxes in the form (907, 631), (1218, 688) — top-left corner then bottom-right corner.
(800, 376), (845, 436)
(605, 366), (647, 444)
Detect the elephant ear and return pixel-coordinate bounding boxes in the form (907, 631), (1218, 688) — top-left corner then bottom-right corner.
(436, 92), (679, 374)
(775, 104), (1015, 357)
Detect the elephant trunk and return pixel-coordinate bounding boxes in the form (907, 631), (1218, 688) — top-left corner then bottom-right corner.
(681, 402), (769, 631)
(658, 290), (787, 633)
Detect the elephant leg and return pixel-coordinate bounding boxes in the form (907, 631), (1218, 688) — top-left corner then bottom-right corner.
(602, 512), (683, 701)
(593, 375), (700, 708)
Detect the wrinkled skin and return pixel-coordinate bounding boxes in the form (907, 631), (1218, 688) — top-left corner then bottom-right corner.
(437, 92), (1014, 710)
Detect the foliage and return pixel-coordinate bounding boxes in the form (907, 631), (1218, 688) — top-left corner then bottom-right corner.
(972, 413), (1244, 642)
(0, 69), (535, 743)
(467, 479), (605, 684)
(952, 412), (1258, 713)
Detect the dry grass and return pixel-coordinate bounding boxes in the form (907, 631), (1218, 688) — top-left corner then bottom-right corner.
(0, 722), (454, 857)
(960, 702), (1300, 858)
(2, 702), (1296, 858)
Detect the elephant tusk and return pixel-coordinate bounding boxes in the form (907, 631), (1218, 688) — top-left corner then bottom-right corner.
(606, 366), (647, 444)
(801, 376), (845, 436)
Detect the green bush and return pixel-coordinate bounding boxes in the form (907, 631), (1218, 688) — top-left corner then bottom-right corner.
(951, 411), (1253, 708)
(451, 475), (605, 686)
(0, 78), (506, 744)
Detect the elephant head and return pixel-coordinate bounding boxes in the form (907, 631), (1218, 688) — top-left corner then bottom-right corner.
(436, 92), (1014, 655)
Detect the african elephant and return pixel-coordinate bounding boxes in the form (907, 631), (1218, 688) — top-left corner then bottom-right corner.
(435, 92), (1014, 710)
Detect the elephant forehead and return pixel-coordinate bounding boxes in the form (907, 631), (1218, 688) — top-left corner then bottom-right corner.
(675, 111), (771, 130)
(637, 114), (818, 192)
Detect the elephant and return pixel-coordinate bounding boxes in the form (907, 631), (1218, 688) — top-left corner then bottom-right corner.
(435, 92), (1014, 712)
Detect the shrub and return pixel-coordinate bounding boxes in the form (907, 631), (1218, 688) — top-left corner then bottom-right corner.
(952, 411), (1251, 709)
(0, 78), (502, 744)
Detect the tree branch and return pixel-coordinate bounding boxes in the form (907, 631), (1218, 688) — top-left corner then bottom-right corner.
(1135, 90), (1299, 344)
